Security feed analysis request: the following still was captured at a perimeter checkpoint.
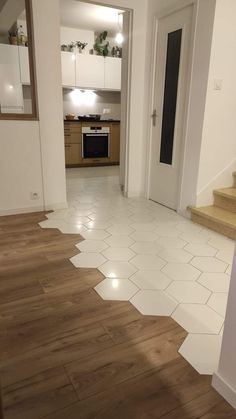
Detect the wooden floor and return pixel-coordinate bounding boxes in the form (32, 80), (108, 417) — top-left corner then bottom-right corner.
(0, 212), (235, 419)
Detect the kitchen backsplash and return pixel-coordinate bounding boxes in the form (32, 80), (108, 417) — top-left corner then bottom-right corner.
(63, 89), (121, 120)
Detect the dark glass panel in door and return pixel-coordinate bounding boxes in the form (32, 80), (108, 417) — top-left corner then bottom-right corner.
(160, 29), (182, 165)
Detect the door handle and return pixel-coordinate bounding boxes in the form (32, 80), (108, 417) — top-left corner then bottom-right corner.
(151, 109), (158, 127)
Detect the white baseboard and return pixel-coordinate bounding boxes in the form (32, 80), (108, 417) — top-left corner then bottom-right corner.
(0, 205), (45, 216)
(44, 202), (68, 211)
(212, 373), (236, 410)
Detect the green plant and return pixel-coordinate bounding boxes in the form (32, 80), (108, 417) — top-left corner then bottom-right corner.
(76, 41), (88, 50)
(94, 31), (109, 57)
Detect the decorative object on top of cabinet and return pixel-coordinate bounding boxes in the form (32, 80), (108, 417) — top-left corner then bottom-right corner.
(112, 46), (122, 58)
(68, 42), (76, 52)
(94, 31), (109, 57)
(61, 44), (68, 52)
(9, 25), (27, 46)
(76, 41), (88, 53)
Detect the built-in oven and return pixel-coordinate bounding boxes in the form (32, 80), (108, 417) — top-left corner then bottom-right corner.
(82, 126), (110, 159)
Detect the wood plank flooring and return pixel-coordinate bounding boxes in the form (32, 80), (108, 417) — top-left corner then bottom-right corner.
(0, 212), (235, 419)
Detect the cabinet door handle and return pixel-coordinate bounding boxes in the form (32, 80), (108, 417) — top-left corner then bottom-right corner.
(65, 145), (71, 148)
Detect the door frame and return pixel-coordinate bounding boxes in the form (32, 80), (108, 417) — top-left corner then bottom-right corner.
(145, 1), (198, 214)
(63, 0), (133, 197)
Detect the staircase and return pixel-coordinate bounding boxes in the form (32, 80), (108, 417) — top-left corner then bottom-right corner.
(191, 172), (236, 240)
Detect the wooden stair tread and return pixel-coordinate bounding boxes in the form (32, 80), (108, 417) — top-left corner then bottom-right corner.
(214, 187), (236, 200)
(191, 205), (236, 228)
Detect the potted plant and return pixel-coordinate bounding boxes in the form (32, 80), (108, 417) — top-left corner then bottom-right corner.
(61, 44), (68, 52)
(8, 29), (18, 45)
(94, 31), (109, 57)
(68, 42), (76, 52)
(76, 41), (88, 53)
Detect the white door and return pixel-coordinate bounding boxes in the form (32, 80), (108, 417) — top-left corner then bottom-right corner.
(149, 6), (193, 210)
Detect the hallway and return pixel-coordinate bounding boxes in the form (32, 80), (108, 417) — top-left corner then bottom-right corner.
(39, 167), (235, 375)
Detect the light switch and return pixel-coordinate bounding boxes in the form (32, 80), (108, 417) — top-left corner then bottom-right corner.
(214, 79), (223, 91)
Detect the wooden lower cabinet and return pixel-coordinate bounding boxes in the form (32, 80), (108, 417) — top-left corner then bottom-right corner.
(110, 123), (120, 163)
(65, 143), (82, 166)
(64, 122), (120, 167)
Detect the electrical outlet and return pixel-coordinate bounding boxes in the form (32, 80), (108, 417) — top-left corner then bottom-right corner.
(30, 192), (39, 200)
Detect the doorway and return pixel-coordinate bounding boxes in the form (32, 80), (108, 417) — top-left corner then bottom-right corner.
(59, 0), (132, 198)
(149, 5), (193, 210)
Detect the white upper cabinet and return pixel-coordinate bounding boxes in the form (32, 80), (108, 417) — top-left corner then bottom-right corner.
(19, 46), (30, 85)
(61, 51), (76, 87)
(76, 54), (105, 89)
(104, 57), (122, 90)
(0, 44), (24, 112)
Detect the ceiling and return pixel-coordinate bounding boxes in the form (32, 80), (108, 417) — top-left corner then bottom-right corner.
(60, 0), (124, 36)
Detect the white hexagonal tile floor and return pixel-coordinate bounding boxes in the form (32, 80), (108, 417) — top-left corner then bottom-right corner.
(131, 290), (178, 316)
(179, 334), (223, 375)
(130, 270), (172, 290)
(38, 166), (235, 376)
(166, 281), (211, 304)
(70, 253), (106, 268)
(95, 278), (139, 301)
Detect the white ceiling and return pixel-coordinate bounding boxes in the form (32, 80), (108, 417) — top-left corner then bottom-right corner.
(60, 0), (124, 35)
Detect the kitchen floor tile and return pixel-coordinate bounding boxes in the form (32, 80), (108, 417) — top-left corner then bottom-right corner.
(166, 281), (211, 304)
(172, 304), (224, 334)
(130, 270), (172, 290)
(95, 278), (139, 301)
(131, 290), (178, 316)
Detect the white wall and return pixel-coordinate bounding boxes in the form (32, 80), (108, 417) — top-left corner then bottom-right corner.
(63, 89), (121, 119)
(32, 0), (67, 210)
(60, 26), (94, 51)
(212, 246), (236, 409)
(0, 0), (67, 215)
(0, 121), (44, 214)
(196, 0), (236, 206)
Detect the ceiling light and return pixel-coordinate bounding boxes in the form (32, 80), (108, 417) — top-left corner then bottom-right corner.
(115, 32), (124, 45)
(116, 12), (124, 45)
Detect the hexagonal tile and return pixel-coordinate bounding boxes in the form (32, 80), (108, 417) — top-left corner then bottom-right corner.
(130, 254), (166, 270)
(162, 263), (201, 281)
(106, 225), (134, 236)
(130, 242), (163, 255)
(179, 334), (222, 375)
(66, 216), (91, 225)
(155, 225), (180, 238)
(98, 261), (137, 278)
(172, 304), (224, 334)
(159, 249), (192, 264)
(191, 257), (227, 273)
(155, 237), (187, 249)
(130, 223), (155, 232)
(39, 220), (61, 229)
(130, 270), (172, 290)
(184, 244), (217, 257)
(85, 220), (112, 230)
(176, 221), (202, 234)
(208, 236), (234, 250)
(102, 247), (136, 262)
(207, 293), (228, 317)
(58, 223), (87, 235)
(94, 278), (139, 301)
(82, 229), (110, 240)
(180, 232), (208, 244)
(166, 281), (211, 303)
(216, 248), (234, 265)
(70, 253), (106, 268)
(198, 273), (230, 293)
(130, 231), (158, 242)
(104, 236), (134, 248)
(131, 290), (178, 316)
(76, 240), (108, 253)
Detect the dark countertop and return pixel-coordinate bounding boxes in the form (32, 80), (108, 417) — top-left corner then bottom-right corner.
(64, 119), (120, 123)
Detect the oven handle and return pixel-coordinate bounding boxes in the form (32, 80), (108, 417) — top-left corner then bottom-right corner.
(83, 133), (109, 137)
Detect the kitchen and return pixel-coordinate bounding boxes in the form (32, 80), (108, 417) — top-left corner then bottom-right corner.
(60, 0), (123, 169)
